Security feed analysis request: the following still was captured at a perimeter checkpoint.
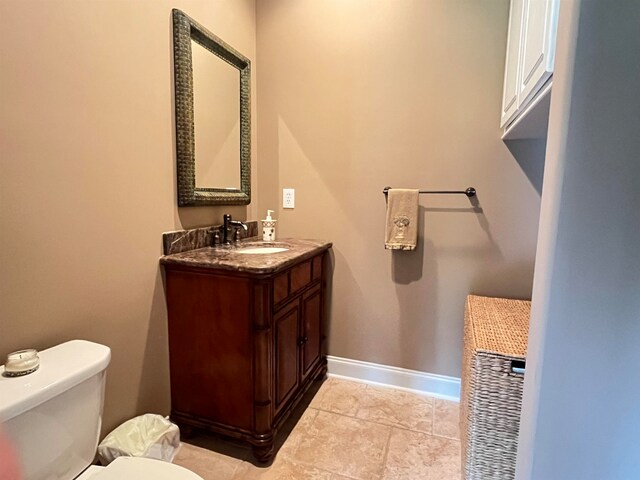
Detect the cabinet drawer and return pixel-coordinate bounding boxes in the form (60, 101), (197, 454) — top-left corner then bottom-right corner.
(290, 261), (312, 293)
(273, 257), (317, 306)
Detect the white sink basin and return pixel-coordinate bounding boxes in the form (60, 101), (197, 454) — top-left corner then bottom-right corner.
(235, 247), (289, 255)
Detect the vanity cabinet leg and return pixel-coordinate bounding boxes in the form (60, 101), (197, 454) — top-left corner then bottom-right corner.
(315, 362), (328, 381)
(252, 441), (275, 463)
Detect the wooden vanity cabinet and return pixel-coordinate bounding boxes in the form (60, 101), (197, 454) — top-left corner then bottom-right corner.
(164, 250), (329, 462)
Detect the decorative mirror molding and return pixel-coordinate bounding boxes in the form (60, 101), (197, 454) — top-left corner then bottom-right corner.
(172, 9), (251, 206)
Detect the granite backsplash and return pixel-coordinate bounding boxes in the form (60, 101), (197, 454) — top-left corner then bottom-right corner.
(162, 221), (259, 255)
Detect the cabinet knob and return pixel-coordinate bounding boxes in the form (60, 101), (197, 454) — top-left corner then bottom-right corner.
(297, 336), (308, 346)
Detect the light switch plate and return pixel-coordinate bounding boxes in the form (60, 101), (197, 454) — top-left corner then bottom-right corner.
(283, 188), (295, 209)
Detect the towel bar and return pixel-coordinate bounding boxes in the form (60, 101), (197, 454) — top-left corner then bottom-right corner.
(382, 186), (476, 197)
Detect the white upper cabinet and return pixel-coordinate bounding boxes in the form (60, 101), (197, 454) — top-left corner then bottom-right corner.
(501, 0), (524, 127)
(518, 0), (559, 106)
(500, 0), (559, 130)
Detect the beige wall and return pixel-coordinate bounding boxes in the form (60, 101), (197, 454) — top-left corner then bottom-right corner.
(0, 0), (543, 437)
(0, 0), (256, 434)
(256, 0), (542, 377)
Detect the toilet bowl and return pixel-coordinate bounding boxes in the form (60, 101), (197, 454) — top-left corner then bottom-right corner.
(75, 457), (201, 479)
(0, 340), (203, 480)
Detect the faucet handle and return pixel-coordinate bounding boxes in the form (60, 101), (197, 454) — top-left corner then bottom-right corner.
(207, 227), (221, 246)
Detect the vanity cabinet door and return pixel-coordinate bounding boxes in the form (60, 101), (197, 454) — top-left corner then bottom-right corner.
(300, 284), (322, 382)
(166, 269), (254, 430)
(274, 301), (300, 412)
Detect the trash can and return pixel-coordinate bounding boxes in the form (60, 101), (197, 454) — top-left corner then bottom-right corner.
(97, 414), (181, 465)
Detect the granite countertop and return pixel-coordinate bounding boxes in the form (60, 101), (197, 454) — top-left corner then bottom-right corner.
(160, 237), (332, 274)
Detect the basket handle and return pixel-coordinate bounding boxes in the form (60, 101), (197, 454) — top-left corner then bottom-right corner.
(511, 360), (526, 375)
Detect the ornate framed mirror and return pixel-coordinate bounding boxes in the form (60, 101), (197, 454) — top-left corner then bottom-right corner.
(172, 9), (251, 206)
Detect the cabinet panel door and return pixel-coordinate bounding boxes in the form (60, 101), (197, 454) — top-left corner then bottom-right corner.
(501, 0), (524, 127)
(518, 0), (558, 107)
(301, 284), (322, 381)
(274, 303), (300, 410)
(166, 270), (253, 429)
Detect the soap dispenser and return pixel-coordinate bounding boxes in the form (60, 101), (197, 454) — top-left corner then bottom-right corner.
(262, 210), (277, 241)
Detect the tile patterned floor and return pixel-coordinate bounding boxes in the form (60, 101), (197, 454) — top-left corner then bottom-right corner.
(174, 377), (461, 480)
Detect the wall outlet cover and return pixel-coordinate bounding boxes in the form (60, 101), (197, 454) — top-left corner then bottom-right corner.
(283, 188), (295, 209)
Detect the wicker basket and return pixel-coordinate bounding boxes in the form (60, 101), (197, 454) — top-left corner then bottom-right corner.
(460, 295), (531, 480)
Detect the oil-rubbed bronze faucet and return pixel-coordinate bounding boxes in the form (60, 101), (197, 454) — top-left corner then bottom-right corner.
(223, 214), (248, 245)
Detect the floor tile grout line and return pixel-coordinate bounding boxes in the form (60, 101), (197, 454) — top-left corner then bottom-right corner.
(280, 407), (371, 478)
(383, 422), (461, 440)
(279, 448), (376, 480)
(432, 432), (461, 441)
(379, 422), (394, 478)
(310, 379), (462, 440)
(229, 461), (240, 479)
(236, 457), (345, 480)
(311, 405), (442, 437)
(292, 408), (391, 480)
(432, 396), (436, 435)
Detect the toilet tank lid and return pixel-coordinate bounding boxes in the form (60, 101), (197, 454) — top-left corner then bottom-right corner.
(0, 340), (111, 422)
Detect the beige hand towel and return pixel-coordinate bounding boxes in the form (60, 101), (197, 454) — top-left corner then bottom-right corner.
(385, 189), (419, 250)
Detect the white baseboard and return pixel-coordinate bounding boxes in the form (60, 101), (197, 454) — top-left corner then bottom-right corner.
(326, 356), (461, 402)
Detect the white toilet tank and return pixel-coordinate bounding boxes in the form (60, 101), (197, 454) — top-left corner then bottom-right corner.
(0, 340), (111, 480)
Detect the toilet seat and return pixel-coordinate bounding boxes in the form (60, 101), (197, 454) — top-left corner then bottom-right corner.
(75, 457), (204, 480)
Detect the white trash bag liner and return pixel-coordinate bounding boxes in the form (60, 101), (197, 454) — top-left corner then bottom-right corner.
(97, 414), (180, 465)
